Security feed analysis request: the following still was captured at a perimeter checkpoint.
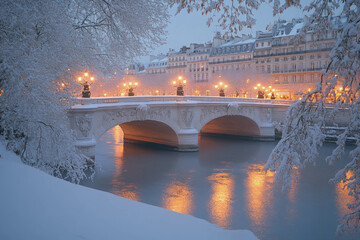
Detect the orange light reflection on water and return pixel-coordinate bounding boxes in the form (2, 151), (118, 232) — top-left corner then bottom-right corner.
(335, 171), (354, 217)
(246, 164), (275, 227)
(110, 126), (140, 201)
(162, 180), (193, 215)
(208, 172), (235, 228)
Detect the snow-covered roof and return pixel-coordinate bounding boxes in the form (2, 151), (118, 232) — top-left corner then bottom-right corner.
(217, 38), (255, 48)
(147, 56), (168, 68)
(210, 38), (255, 56)
(273, 21), (304, 38)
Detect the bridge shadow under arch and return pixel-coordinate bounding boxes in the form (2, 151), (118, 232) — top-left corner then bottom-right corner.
(200, 115), (261, 139)
(117, 120), (179, 150)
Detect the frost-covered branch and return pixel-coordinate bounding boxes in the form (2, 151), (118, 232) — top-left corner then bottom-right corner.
(0, 0), (169, 183)
(171, 0), (360, 234)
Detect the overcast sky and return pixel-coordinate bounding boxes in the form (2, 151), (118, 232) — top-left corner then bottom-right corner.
(148, 1), (311, 57)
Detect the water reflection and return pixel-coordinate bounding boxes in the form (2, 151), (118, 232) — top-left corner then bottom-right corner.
(208, 171), (235, 228)
(335, 171), (354, 217)
(162, 179), (193, 214)
(288, 167), (300, 204)
(246, 164), (275, 227)
(110, 126), (140, 201)
(84, 129), (360, 240)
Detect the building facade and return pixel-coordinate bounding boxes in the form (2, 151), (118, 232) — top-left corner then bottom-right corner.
(134, 18), (335, 98)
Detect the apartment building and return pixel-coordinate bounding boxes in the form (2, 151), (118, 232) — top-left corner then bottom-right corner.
(135, 18), (335, 98)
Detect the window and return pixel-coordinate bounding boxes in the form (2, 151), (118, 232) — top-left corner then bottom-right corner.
(299, 56), (304, 60)
(291, 56), (296, 61)
(283, 76), (288, 83)
(311, 62), (315, 70)
(275, 58), (279, 62)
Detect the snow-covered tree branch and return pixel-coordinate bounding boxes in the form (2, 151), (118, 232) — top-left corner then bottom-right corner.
(171, 0), (360, 234)
(0, 0), (169, 183)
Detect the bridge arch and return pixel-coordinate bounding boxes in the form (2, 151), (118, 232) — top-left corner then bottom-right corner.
(118, 120), (179, 148)
(92, 109), (180, 150)
(199, 115), (261, 139)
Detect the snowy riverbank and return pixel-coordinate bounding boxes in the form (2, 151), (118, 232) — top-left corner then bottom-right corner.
(0, 144), (258, 240)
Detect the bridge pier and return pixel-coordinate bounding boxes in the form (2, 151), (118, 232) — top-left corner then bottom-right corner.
(75, 138), (96, 159)
(176, 128), (199, 151)
(258, 125), (276, 141)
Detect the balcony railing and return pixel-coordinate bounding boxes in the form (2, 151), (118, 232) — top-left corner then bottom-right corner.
(253, 48), (332, 58)
(209, 58), (251, 65)
(271, 67), (324, 74)
(73, 96), (295, 106)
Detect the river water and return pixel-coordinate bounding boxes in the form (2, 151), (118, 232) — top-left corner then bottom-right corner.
(81, 126), (359, 240)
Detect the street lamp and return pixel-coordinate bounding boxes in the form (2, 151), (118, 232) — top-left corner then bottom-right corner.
(123, 81), (138, 96)
(254, 83), (265, 99)
(214, 82), (228, 97)
(77, 72), (95, 98)
(172, 76), (187, 96)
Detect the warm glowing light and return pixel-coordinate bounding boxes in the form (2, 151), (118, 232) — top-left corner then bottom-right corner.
(123, 83), (127, 87)
(172, 80), (176, 85)
(224, 85), (228, 88)
(254, 87), (257, 90)
(84, 72), (88, 77)
(272, 89), (275, 92)
(269, 86), (272, 88)
(308, 88), (311, 92)
(104, 93), (107, 97)
(178, 76), (182, 80)
(262, 87), (265, 90)
(61, 83), (65, 87)
(129, 82), (132, 86)
(162, 180), (193, 215)
(215, 85), (218, 89)
(219, 82), (223, 86)
(90, 77), (94, 81)
(257, 83), (261, 87)
(183, 80), (186, 84)
(110, 126), (139, 202)
(135, 82), (138, 86)
(155, 90), (159, 93)
(246, 164), (275, 228)
(208, 172), (234, 228)
(335, 171), (354, 218)
(78, 77), (82, 82)
(339, 87), (343, 91)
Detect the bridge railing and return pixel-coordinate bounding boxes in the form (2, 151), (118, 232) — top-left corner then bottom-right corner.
(74, 96), (295, 106)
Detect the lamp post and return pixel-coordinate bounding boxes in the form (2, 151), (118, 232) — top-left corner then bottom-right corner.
(123, 82), (138, 96)
(254, 84), (277, 99)
(172, 76), (186, 96)
(77, 72), (95, 98)
(214, 82), (228, 97)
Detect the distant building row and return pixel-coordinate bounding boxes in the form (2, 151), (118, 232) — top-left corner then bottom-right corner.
(132, 18), (336, 97)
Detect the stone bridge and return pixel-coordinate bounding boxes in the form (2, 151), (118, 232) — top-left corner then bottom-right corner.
(69, 96), (292, 158)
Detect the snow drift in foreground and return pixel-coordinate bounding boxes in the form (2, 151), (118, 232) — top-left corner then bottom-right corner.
(0, 144), (258, 240)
